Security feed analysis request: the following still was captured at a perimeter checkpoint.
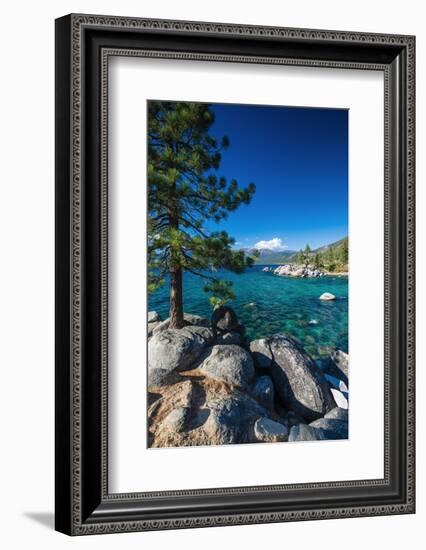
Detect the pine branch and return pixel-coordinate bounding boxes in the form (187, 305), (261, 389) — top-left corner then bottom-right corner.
(178, 215), (208, 238)
(183, 266), (217, 281)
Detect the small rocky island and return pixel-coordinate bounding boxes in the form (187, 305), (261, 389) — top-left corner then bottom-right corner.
(148, 306), (349, 448)
(262, 264), (348, 278)
(270, 264), (324, 278)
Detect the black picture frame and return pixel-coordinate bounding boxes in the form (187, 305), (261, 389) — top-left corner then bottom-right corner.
(55, 13), (416, 535)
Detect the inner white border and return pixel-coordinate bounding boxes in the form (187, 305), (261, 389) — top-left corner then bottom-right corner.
(108, 56), (384, 494)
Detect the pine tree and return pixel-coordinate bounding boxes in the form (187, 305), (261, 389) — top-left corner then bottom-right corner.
(326, 246), (336, 271)
(296, 249), (304, 265)
(148, 101), (256, 328)
(314, 252), (323, 269)
(340, 236), (349, 265)
(303, 244), (311, 267)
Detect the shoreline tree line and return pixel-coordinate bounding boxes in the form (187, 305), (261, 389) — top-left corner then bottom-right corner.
(295, 237), (348, 272)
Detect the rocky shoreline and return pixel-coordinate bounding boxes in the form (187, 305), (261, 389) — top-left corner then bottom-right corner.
(147, 306), (349, 448)
(262, 264), (348, 278)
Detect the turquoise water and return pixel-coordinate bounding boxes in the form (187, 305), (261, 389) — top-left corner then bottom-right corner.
(148, 265), (348, 359)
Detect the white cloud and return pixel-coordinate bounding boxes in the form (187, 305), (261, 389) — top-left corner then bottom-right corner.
(254, 237), (288, 251)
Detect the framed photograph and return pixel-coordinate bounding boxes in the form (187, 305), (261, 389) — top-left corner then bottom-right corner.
(55, 14), (415, 535)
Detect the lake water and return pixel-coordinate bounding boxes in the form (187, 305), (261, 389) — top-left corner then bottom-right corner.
(148, 265), (348, 359)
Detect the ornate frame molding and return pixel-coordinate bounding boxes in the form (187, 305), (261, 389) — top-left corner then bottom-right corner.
(55, 14), (415, 535)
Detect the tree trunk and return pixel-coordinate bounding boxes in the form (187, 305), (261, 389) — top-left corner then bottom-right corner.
(169, 267), (184, 329)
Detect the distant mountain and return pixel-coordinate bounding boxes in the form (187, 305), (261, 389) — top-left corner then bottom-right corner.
(241, 237), (348, 265)
(252, 248), (297, 264)
(312, 237), (347, 254)
(238, 247), (296, 265)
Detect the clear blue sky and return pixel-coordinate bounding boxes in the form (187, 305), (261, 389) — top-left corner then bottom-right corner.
(207, 103), (348, 251)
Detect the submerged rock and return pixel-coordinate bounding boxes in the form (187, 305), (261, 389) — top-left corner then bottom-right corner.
(254, 417), (288, 442)
(268, 335), (335, 421)
(199, 345), (255, 388)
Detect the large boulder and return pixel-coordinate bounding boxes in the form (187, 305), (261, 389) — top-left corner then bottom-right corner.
(151, 318), (171, 335)
(148, 311), (161, 323)
(152, 313), (210, 335)
(288, 424), (327, 442)
(214, 332), (243, 346)
(148, 327), (212, 387)
(184, 313), (211, 328)
(330, 388), (348, 409)
(203, 391), (267, 445)
(330, 349), (349, 383)
(325, 407), (349, 422)
(148, 367), (182, 387)
(149, 379), (268, 447)
(163, 407), (190, 433)
(252, 375), (275, 411)
(254, 417), (288, 442)
(147, 380), (195, 439)
(249, 338), (273, 369)
(202, 398), (241, 444)
(199, 345), (255, 388)
(268, 335), (335, 421)
(324, 373), (348, 393)
(318, 351), (349, 388)
(183, 325), (215, 344)
(285, 410), (307, 429)
(309, 418), (348, 439)
(290, 418), (349, 442)
(211, 306), (239, 333)
(148, 321), (160, 338)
